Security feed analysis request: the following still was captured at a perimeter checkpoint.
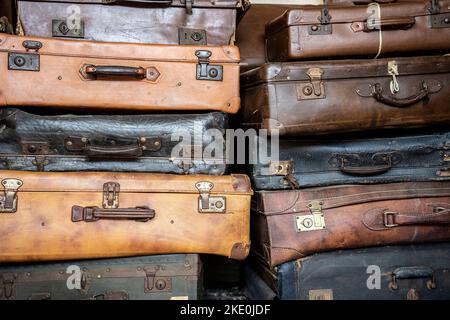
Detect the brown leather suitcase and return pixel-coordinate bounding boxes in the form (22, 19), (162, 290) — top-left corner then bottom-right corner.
(0, 34), (240, 113)
(240, 55), (450, 136)
(253, 181), (450, 267)
(0, 171), (252, 262)
(265, 1), (450, 61)
(17, 0), (242, 46)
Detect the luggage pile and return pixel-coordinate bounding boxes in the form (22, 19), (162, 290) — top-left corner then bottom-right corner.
(239, 0), (450, 300)
(0, 0), (252, 300)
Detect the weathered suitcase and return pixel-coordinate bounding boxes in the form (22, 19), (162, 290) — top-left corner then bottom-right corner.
(252, 181), (450, 267)
(17, 0), (241, 45)
(250, 132), (450, 190)
(265, 1), (450, 61)
(0, 108), (227, 174)
(0, 34), (240, 113)
(0, 254), (201, 300)
(0, 171), (252, 262)
(252, 243), (450, 300)
(241, 56), (450, 136)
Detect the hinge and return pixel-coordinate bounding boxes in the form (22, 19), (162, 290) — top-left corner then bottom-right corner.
(297, 68), (325, 100)
(103, 182), (120, 209)
(195, 181), (226, 213)
(388, 61), (400, 94)
(309, 7), (332, 35)
(295, 201), (326, 232)
(1, 273), (16, 299)
(0, 179), (23, 213)
(195, 50), (223, 81)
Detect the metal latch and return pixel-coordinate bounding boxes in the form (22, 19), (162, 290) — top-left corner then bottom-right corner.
(429, 0), (441, 14)
(181, 0), (193, 14)
(297, 68), (325, 100)
(195, 50), (223, 81)
(0, 179), (23, 213)
(8, 40), (42, 72)
(388, 61), (400, 94)
(295, 201), (326, 232)
(144, 267), (172, 293)
(179, 28), (207, 45)
(1, 273), (16, 299)
(103, 182), (120, 209)
(309, 8), (332, 35)
(268, 161), (293, 176)
(52, 19), (85, 38)
(195, 181), (226, 213)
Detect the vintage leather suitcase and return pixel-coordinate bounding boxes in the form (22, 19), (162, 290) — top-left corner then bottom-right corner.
(17, 0), (241, 45)
(0, 171), (252, 262)
(0, 254), (201, 300)
(0, 108), (227, 174)
(250, 132), (450, 190)
(251, 243), (450, 300)
(252, 181), (450, 267)
(241, 55), (450, 136)
(0, 34), (240, 113)
(265, 1), (450, 61)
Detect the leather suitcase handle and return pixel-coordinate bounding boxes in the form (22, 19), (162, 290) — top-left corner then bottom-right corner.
(352, 0), (396, 4)
(372, 82), (430, 108)
(72, 206), (155, 222)
(393, 267), (434, 280)
(352, 17), (415, 32)
(86, 145), (144, 158)
(383, 208), (450, 227)
(340, 164), (391, 175)
(84, 65), (146, 79)
(103, 0), (172, 4)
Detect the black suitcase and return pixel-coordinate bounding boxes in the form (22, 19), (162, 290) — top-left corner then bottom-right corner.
(251, 243), (450, 300)
(250, 132), (450, 190)
(0, 254), (201, 300)
(0, 108), (227, 174)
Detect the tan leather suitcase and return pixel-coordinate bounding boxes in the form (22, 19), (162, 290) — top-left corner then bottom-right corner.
(265, 1), (450, 61)
(0, 34), (240, 113)
(252, 181), (450, 267)
(0, 171), (252, 262)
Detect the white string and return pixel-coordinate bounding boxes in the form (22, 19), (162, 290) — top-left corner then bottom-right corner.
(373, 3), (382, 59)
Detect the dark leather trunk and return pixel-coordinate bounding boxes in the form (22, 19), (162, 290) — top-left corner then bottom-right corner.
(17, 0), (241, 45)
(0, 254), (201, 300)
(251, 243), (450, 300)
(265, 1), (450, 61)
(241, 55), (450, 136)
(0, 108), (227, 174)
(252, 181), (450, 267)
(250, 132), (450, 190)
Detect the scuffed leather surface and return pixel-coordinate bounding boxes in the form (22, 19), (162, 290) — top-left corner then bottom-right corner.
(251, 132), (450, 190)
(272, 243), (450, 300)
(252, 181), (450, 267)
(0, 108), (228, 174)
(241, 56), (450, 136)
(18, 1), (237, 45)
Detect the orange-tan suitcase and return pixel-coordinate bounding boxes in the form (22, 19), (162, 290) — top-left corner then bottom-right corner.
(0, 171), (252, 262)
(0, 34), (240, 113)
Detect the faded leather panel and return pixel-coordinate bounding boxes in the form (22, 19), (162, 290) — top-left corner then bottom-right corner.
(18, 1), (238, 45)
(0, 174), (251, 262)
(0, 171), (253, 194)
(255, 193), (450, 267)
(241, 57), (450, 135)
(0, 35), (240, 113)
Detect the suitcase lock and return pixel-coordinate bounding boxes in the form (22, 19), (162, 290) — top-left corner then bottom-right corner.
(0, 179), (23, 213)
(195, 181), (226, 213)
(195, 50), (223, 81)
(295, 201), (326, 232)
(1, 273), (16, 299)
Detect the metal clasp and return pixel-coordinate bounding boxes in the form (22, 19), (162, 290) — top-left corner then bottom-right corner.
(383, 211), (399, 228)
(195, 181), (226, 213)
(295, 201), (326, 232)
(0, 179), (23, 213)
(195, 50), (223, 81)
(309, 8), (332, 35)
(388, 61), (400, 94)
(307, 68), (325, 97)
(103, 182), (120, 209)
(1, 273), (16, 299)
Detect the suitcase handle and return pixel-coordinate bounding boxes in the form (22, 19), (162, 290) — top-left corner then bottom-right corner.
(339, 155), (392, 175)
(85, 144), (144, 158)
(352, 17), (416, 32)
(371, 82), (429, 108)
(383, 205), (450, 228)
(84, 65), (147, 79)
(389, 266), (436, 291)
(103, 0), (172, 6)
(71, 205), (155, 222)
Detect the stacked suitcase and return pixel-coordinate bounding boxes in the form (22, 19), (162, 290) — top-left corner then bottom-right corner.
(239, 0), (450, 300)
(0, 0), (253, 300)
